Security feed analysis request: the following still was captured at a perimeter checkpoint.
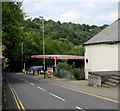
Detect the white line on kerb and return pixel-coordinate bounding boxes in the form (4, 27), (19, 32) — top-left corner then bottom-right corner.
(76, 106), (85, 111)
(37, 86), (46, 91)
(30, 83), (35, 86)
(50, 93), (65, 101)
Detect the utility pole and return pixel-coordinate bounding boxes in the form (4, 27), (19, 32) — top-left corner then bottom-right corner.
(39, 16), (46, 79)
(21, 42), (23, 72)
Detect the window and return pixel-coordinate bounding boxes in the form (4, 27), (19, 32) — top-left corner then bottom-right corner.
(86, 59), (88, 63)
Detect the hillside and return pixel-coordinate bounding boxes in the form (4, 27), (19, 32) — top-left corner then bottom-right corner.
(25, 18), (108, 45)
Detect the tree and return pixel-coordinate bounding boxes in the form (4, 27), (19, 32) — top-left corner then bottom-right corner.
(2, 1), (24, 71)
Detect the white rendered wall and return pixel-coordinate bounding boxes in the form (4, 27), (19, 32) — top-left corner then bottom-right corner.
(85, 43), (119, 79)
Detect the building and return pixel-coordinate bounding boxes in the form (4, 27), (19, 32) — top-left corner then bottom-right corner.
(84, 19), (120, 79)
(31, 55), (85, 79)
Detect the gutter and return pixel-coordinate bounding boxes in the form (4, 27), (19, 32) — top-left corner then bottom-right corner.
(84, 41), (120, 46)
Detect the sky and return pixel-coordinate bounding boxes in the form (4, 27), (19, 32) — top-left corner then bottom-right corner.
(22, 0), (119, 26)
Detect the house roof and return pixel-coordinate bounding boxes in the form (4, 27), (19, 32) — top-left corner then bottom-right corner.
(84, 19), (120, 46)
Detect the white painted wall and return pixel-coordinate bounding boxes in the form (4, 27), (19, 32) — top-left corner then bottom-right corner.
(85, 43), (119, 79)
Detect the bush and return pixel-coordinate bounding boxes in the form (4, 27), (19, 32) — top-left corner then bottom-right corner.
(72, 68), (81, 80)
(80, 73), (85, 80)
(57, 62), (69, 70)
(56, 61), (85, 80)
(57, 62), (70, 78)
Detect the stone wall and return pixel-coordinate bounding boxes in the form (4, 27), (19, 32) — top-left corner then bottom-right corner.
(88, 74), (102, 86)
(88, 71), (117, 86)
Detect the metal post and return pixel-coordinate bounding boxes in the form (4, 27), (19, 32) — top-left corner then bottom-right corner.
(39, 16), (46, 79)
(22, 42), (23, 72)
(54, 58), (57, 67)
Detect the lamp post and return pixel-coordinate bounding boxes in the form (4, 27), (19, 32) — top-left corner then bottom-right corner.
(39, 16), (46, 79)
(21, 42), (23, 72)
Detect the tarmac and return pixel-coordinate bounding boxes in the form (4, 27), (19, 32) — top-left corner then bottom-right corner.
(32, 75), (119, 101)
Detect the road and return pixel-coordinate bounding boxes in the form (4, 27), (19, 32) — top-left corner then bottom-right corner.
(5, 73), (119, 110)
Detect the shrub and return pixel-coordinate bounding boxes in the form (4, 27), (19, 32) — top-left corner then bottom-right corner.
(56, 61), (85, 80)
(57, 62), (69, 70)
(72, 68), (81, 80)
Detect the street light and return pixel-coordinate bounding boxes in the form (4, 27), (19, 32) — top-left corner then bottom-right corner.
(21, 42), (23, 72)
(39, 16), (46, 79)
(21, 42), (25, 73)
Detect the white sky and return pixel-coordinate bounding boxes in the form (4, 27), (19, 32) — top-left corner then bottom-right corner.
(22, 0), (120, 26)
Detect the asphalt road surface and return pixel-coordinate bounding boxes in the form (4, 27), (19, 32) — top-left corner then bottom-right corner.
(5, 73), (119, 110)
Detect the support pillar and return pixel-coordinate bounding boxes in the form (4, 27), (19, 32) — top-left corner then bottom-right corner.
(54, 58), (57, 66)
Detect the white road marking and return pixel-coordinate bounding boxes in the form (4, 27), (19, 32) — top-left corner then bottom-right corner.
(25, 80), (28, 83)
(50, 93), (65, 102)
(37, 86), (46, 91)
(30, 83), (35, 86)
(76, 106), (85, 111)
(85, 107), (88, 109)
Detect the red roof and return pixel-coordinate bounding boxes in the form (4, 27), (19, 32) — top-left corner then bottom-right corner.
(31, 55), (85, 60)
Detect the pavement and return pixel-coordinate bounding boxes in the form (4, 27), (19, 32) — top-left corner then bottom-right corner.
(32, 74), (119, 101)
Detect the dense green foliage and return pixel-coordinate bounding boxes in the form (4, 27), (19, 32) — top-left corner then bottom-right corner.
(2, 1), (24, 71)
(2, 1), (108, 71)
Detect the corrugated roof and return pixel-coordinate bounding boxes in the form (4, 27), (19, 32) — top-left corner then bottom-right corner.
(84, 19), (120, 45)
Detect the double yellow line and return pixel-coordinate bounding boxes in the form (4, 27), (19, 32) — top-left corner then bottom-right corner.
(7, 79), (26, 111)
